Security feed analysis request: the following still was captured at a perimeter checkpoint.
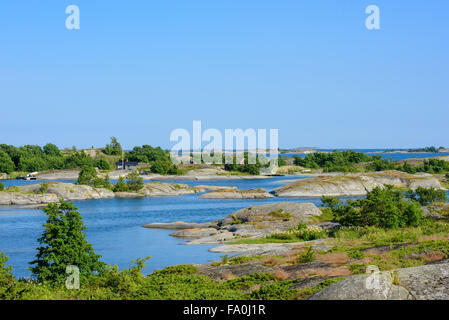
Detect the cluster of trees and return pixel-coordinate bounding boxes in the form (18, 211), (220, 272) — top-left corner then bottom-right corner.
(294, 150), (373, 172)
(77, 167), (143, 192)
(367, 158), (449, 174)
(0, 143), (112, 173)
(322, 185), (447, 229)
(126, 145), (183, 175)
(223, 152), (269, 175)
(407, 146), (445, 153)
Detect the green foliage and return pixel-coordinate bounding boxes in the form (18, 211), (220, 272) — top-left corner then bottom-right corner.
(278, 155), (288, 167)
(294, 150), (372, 172)
(77, 166), (98, 187)
(40, 182), (49, 194)
(408, 146), (438, 153)
(322, 186), (424, 229)
(103, 137), (123, 156)
(0, 251), (15, 298)
(349, 263), (366, 274)
(0, 150), (16, 174)
(113, 177), (129, 192)
(296, 247), (315, 263)
(29, 201), (105, 283)
(268, 209), (292, 220)
(404, 159), (449, 174)
(63, 152), (94, 169)
(366, 157), (396, 171)
(94, 159), (111, 170)
(43, 143), (61, 157)
(126, 171), (144, 192)
(224, 152), (266, 175)
(408, 186), (447, 206)
(125, 145), (183, 175)
(0, 182), (4, 191)
(151, 264), (198, 276)
(248, 280), (298, 300)
(127, 145), (168, 163)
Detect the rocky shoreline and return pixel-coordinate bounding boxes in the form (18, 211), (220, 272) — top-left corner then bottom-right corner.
(0, 181), (240, 206)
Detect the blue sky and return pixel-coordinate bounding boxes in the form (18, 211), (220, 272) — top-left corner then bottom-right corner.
(0, 1), (448, 150)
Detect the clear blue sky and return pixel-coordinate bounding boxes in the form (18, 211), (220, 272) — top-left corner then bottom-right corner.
(0, 1), (448, 150)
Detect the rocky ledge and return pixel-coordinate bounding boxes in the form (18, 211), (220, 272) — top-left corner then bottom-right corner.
(143, 202), (323, 244)
(0, 182), (236, 205)
(272, 170), (444, 198)
(308, 262), (449, 300)
(198, 188), (273, 199)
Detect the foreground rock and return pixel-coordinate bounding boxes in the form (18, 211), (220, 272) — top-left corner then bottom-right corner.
(198, 189), (273, 199)
(272, 171), (444, 197)
(308, 262), (449, 300)
(209, 239), (333, 256)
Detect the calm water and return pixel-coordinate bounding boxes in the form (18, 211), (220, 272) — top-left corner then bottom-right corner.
(0, 176), (323, 278)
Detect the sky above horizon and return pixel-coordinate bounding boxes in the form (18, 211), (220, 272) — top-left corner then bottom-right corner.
(0, 1), (448, 150)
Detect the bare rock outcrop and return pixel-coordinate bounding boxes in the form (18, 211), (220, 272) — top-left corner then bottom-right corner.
(308, 263), (449, 300)
(0, 192), (58, 205)
(272, 171), (444, 198)
(198, 189), (273, 199)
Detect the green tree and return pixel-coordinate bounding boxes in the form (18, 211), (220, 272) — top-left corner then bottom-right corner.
(103, 137), (123, 156)
(113, 176), (129, 192)
(30, 201), (105, 283)
(77, 166), (98, 187)
(126, 170), (144, 191)
(43, 143), (61, 157)
(0, 251), (15, 298)
(323, 185), (424, 229)
(0, 150), (16, 174)
(93, 159), (111, 170)
(408, 186), (447, 206)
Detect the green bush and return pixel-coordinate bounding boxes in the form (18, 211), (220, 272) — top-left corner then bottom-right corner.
(0, 150), (15, 174)
(40, 182), (49, 194)
(322, 186), (424, 229)
(0, 182), (4, 191)
(113, 177), (129, 192)
(0, 251), (15, 298)
(408, 186), (447, 206)
(297, 247), (315, 263)
(94, 159), (111, 170)
(294, 150), (372, 172)
(126, 171), (144, 191)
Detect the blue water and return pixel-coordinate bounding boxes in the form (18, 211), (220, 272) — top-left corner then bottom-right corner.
(0, 176), (324, 278)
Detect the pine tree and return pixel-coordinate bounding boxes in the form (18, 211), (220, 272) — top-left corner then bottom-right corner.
(30, 201), (105, 283)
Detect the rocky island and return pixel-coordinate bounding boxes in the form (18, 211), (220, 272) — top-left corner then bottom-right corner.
(271, 171), (444, 197)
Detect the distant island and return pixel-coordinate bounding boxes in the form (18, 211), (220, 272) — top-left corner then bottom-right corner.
(378, 146), (449, 154)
